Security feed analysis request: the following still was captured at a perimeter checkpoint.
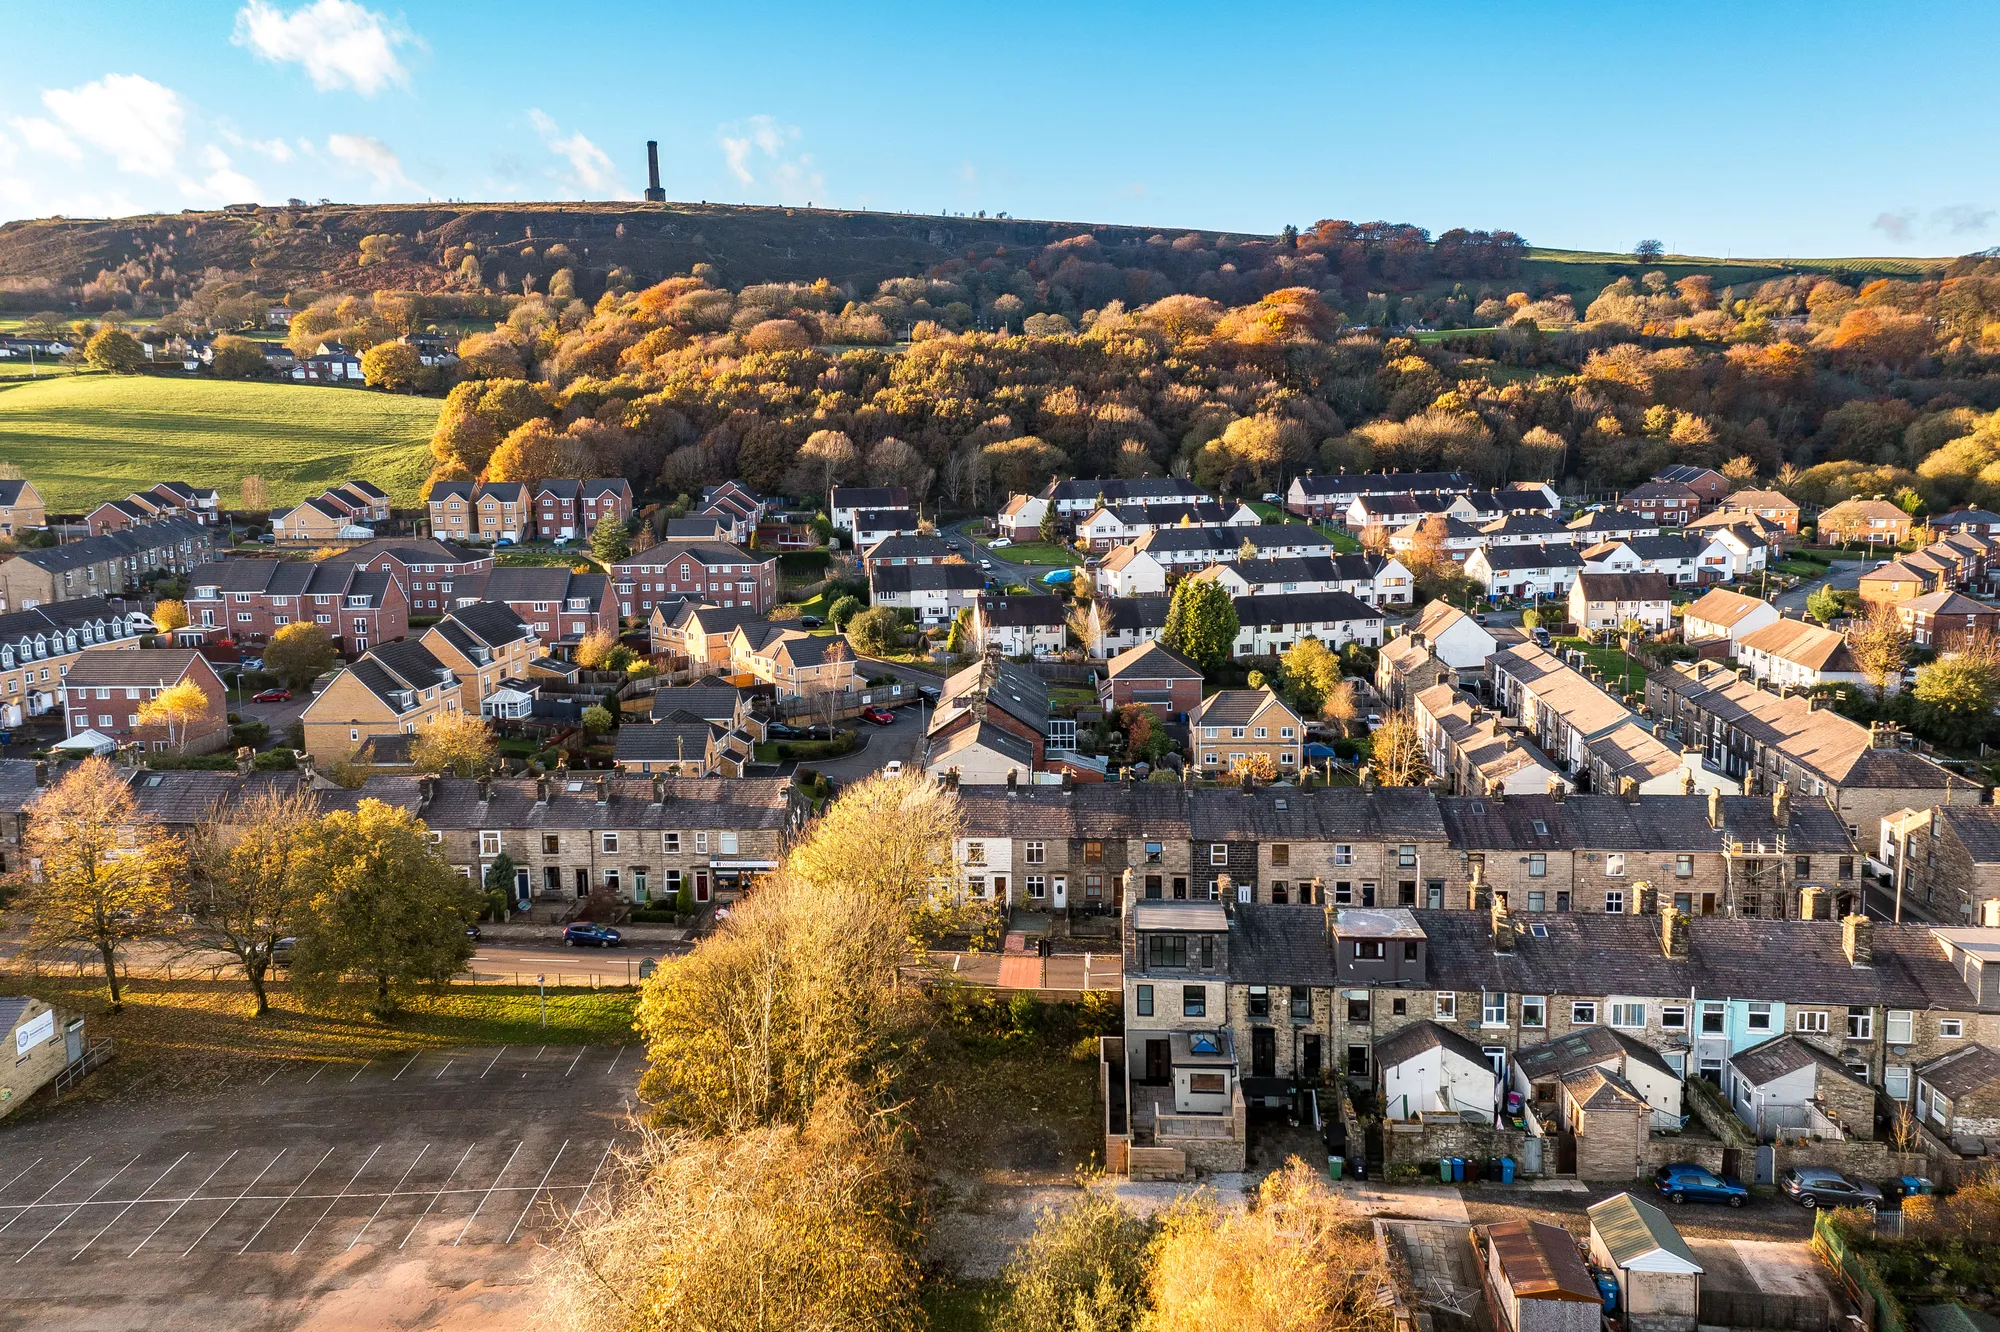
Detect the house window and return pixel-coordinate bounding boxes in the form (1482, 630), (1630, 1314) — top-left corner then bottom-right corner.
(1527, 891), (1546, 911)
(1747, 1002), (1773, 1032)
(1025, 841), (1045, 864)
(1209, 843), (1227, 866)
(1795, 1010), (1828, 1034)
(1572, 1001), (1597, 1025)
(1941, 1018), (1965, 1038)
(1611, 1003), (1646, 1029)
(1887, 1010), (1914, 1044)
(1084, 840), (1103, 864)
(1200, 936), (1213, 968)
(1026, 876), (1046, 899)
(719, 833), (738, 855)
(1182, 986), (1206, 1018)
(1605, 853), (1625, 877)
(1334, 844), (1354, 866)
(1528, 853), (1546, 878)
(480, 831), (500, 856)
(1839, 856), (1854, 879)
(1675, 855), (1693, 878)
(1845, 1007), (1874, 1040)
(1291, 989), (1311, 1021)
(1482, 992), (1507, 1026)
(1435, 992), (1456, 1020)
(1147, 935), (1188, 969)
(1661, 1005), (1687, 1030)
(1347, 995), (1370, 1022)
(1521, 996), (1546, 1028)
(1398, 845), (1416, 868)
(1144, 841), (1162, 863)
(695, 832), (708, 852)
(598, 832), (617, 854)
(663, 832), (680, 854)
(1271, 844), (1289, 867)
(1604, 890), (1624, 914)
(962, 841), (984, 866)
(1249, 986), (1270, 1018)
(1135, 984), (1153, 1017)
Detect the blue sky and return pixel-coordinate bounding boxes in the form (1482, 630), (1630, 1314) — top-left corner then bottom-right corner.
(3, 0), (1995, 258)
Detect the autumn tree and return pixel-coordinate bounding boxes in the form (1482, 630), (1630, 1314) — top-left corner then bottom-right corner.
(982, 436), (1069, 496)
(574, 627), (618, 668)
(151, 599), (189, 634)
(408, 710), (497, 777)
(288, 799), (480, 1018)
(19, 757), (181, 1009)
(1321, 678), (1360, 735)
(794, 429), (859, 497)
(1229, 752), (1279, 785)
(1161, 578), (1238, 671)
(1849, 604), (1913, 699)
(1404, 511), (1454, 578)
(847, 606), (902, 656)
(360, 342), (422, 392)
(1368, 712), (1430, 787)
(209, 334), (266, 379)
(486, 418), (586, 483)
(1280, 636), (1342, 716)
(183, 786), (319, 1016)
(84, 327), (144, 372)
(264, 621), (337, 691)
(137, 678), (216, 749)
(998, 1191), (1151, 1332)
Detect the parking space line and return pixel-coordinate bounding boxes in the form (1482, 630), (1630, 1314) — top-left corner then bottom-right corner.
(132, 1151), (236, 1257)
(604, 1045), (625, 1077)
(391, 1054), (420, 1081)
(184, 1150), (286, 1257)
(348, 1145), (428, 1251)
(399, 1144), (474, 1250)
(504, 1140), (568, 1245)
(70, 1152), (187, 1262)
(434, 1059), (453, 1079)
(238, 1147), (334, 1255)
(348, 1060), (370, 1082)
(453, 1141), (522, 1246)
(305, 1064), (326, 1084)
(291, 1145), (380, 1254)
(564, 1048), (585, 1077)
(0, 1157), (93, 1236)
(558, 1141), (617, 1228)
(0, 1159), (44, 1200)
(260, 1064), (286, 1086)
(16, 1156), (140, 1263)
(480, 1047), (507, 1078)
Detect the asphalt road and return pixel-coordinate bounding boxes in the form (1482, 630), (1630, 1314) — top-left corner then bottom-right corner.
(812, 702), (928, 783)
(947, 517), (1072, 588)
(467, 939), (671, 987)
(1773, 559), (1863, 613)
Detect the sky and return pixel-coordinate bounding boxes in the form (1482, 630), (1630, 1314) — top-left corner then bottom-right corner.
(3, 0), (1997, 259)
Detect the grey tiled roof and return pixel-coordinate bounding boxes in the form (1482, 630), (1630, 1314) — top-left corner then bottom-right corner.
(1515, 1026), (1675, 1081)
(1189, 688), (1295, 729)
(1730, 1033), (1863, 1088)
(62, 647), (206, 688)
(650, 683), (751, 723)
(954, 783), (1195, 839)
(1575, 572), (1674, 602)
(416, 774), (793, 831)
(864, 535), (954, 563)
(872, 563), (983, 594)
(616, 717), (719, 761)
(1104, 640), (1200, 680)
(1188, 786), (1447, 841)
(1293, 471), (1472, 498)
(1915, 1043), (2000, 1098)
(1101, 596), (1172, 633)
(1941, 807), (2000, 865)
(1374, 1019), (1492, 1071)
(19, 517), (209, 573)
(1228, 903), (1338, 985)
(1231, 590), (1381, 627)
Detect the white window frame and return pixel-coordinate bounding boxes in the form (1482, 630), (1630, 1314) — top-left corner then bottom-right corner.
(1941, 1018), (1965, 1038)
(1520, 995), (1546, 1028)
(1610, 1002), (1646, 1030)
(1795, 1009), (1828, 1034)
(1887, 1010), (1914, 1044)
(1571, 1001), (1597, 1025)
(1435, 992), (1456, 1020)
(1481, 991), (1507, 1027)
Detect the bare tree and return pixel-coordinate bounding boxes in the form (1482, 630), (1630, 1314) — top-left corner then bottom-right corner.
(182, 786), (320, 1015)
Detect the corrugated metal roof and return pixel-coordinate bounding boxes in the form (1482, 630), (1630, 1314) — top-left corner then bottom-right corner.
(1588, 1192), (1702, 1273)
(1483, 1220), (1601, 1301)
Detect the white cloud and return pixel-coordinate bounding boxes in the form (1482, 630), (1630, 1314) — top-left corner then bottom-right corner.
(194, 146), (261, 203)
(234, 0), (413, 95)
(41, 74), (185, 175)
(1872, 210), (1916, 243)
(248, 136), (295, 162)
(7, 116), (81, 165)
(1935, 204), (1996, 236)
(527, 109), (625, 196)
(717, 115), (823, 199)
(326, 132), (410, 191)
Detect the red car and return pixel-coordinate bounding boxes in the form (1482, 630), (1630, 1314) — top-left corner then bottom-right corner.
(251, 688), (292, 703)
(859, 705), (895, 726)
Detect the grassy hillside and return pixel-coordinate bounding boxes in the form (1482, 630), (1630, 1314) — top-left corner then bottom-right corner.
(0, 375), (437, 511)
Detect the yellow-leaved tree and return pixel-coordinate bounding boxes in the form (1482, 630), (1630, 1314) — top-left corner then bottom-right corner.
(408, 709), (497, 778)
(136, 677), (216, 750)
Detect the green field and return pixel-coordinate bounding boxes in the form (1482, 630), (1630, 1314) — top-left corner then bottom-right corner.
(0, 373), (439, 510)
(982, 539), (1081, 566)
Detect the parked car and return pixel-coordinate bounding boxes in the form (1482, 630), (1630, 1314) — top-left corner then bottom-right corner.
(1261, 492), (1281, 503)
(465, 923), (481, 941)
(1781, 1165), (1881, 1209)
(1653, 1163), (1748, 1207)
(494, 537), (516, 548)
(799, 615), (824, 629)
(765, 722), (806, 740)
(883, 760), (903, 777)
(859, 705), (895, 725)
(563, 923), (622, 948)
(256, 533), (275, 543)
(990, 537), (1013, 548)
(979, 559), (993, 569)
(269, 936), (297, 966)
(250, 688), (292, 703)
(917, 685), (940, 703)
(1532, 627), (1552, 647)
(240, 657), (264, 671)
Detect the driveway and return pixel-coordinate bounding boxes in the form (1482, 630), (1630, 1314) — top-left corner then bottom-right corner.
(1774, 559), (1862, 614)
(813, 702), (927, 783)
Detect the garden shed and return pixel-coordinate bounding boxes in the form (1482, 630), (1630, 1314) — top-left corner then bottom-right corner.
(1587, 1191), (1703, 1332)
(1476, 1218), (1601, 1332)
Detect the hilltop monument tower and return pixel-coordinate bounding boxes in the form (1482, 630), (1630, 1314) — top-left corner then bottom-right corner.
(644, 141), (666, 202)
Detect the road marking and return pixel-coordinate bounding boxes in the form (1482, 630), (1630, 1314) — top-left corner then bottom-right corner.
(564, 1047), (585, 1077)
(561, 1141), (617, 1226)
(291, 1145), (380, 1254)
(434, 1060), (453, 1079)
(391, 1054), (420, 1081)
(453, 1141), (522, 1246)
(349, 1145), (428, 1250)
(399, 1143), (475, 1250)
(260, 1064), (286, 1086)
(0, 1157), (93, 1235)
(17, 1156), (139, 1263)
(305, 1064), (325, 1084)
(183, 1150), (286, 1256)
(504, 1139), (568, 1244)
(70, 1152), (187, 1262)
(603, 1045), (625, 1077)
(348, 1061), (370, 1082)
(238, 1147), (335, 1255)
(480, 1047), (507, 1078)
(131, 1151), (236, 1256)
(0, 1159), (44, 1200)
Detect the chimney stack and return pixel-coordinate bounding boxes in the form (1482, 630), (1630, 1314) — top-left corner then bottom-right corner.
(476, 773), (492, 804)
(1006, 768), (1018, 791)
(1467, 859), (1489, 911)
(33, 759), (48, 787)
(1491, 895), (1517, 953)
(1843, 913), (1874, 966)
(1620, 776), (1640, 803)
(536, 775), (551, 804)
(650, 772), (665, 805)
(236, 745), (255, 777)
(1634, 880), (1658, 916)
(945, 767), (961, 790)
(595, 773), (610, 805)
(1800, 885), (1828, 921)
(1679, 766), (1695, 796)
(1662, 907), (1690, 959)
(644, 140), (665, 202)
(1548, 775), (1566, 803)
(1061, 771), (1074, 793)
(1772, 779), (1790, 830)
(1707, 786), (1724, 829)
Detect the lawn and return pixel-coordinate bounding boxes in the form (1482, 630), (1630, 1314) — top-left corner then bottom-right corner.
(497, 546), (598, 568)
(981, 539), (1081, 566)
(1553, 635), (1648, 693)
(2, 974), (636, 1107)
(0, 373), (440, 510)
(1313, 522), (1362, 552)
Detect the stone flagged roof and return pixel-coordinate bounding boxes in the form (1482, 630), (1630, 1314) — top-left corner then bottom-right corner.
(1729, 1032), (1869, 1088)
(1915, 1043), (2000, 1099)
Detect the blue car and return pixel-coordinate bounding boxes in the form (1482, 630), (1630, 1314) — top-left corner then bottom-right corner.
(563, 923), (622, 948)
(1653, 1163), (1748, 1207)
(1041, 568), (1074, 585)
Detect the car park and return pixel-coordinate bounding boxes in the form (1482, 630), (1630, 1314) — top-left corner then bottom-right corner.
(563, 922), (622, 948)
(1653, 1163), (1748, 1206)
(860, 706), (895, 725)
(1781, 1165), (1881, 1209)
(251, 687), (292, 703)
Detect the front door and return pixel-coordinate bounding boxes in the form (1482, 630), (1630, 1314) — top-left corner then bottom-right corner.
(574, 868), (588, 899)
(1144, 1039), (1170, 1084)
(1052, 875), (1067, 910)
(1361, 881), (1376, 906)
(1252, 1028), (1276, 1079)
(1301, 1035), (1322, 1083)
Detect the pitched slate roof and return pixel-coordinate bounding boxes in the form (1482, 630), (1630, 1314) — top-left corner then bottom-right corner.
(1188, 786), (1447, 841)
(0, 479), (37, 507)
(1189, 687), (1297, 729)
(1685, 587), (1774, 629)
(1104, 640), (1201, 680)
(1100, 596), (1172, 633)
(1899, 589), (1997, 617)
(1374, 1019), (1493, 1071)
(1729, 1032), (1866, 1088)
(62, 647), (206, 688)
(1916, 1043), (2000, 1099)
(1516, 1025), (1676, 1082)
(1561, 1065), (1651, 1112)
(650, 682), (752, 723)
(1231, 590), (1382, 627)
(978, 594), (1066, 627)
(18, 517), (209, 573)
(417, 774), (794, 831)
(1575, 572), (1675, 602)
(1940, 807), (2000, 865)
(829, 486), (909, 509)
(1045, 477), (1206, 504)
(1293, 471), (1472, 498)
(666, 516), (724, 539)
(1477, 542), (1586, 573)
(929, 720), (1036, 770)
(932, 654), (1049, 736)
(615, 715), (720, 761)
(954, 781), (1196, 839)
(864, 534), (954, 563)
(623, 538), (771, 568)
(1738, 618), (1858, 672)
(872, 563), (984, 594)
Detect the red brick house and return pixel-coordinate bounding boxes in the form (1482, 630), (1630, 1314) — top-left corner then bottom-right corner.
(63, 647), (229, 754)
(448, 566), (618, 647)
(1896, 589), (2000, 648)
(1654, 465), (1731, 505)
(1097, 641), (1204, 718)
(185, 560), (408, 654)
(85, 495), (165, 536)
(324, 539), (494, 613)
(614, 540), (779, 617)
(1617, 480), (1701, 526)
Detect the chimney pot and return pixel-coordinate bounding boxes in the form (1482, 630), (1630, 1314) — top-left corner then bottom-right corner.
(1491, 896), (1516, 953)
(1662, 907), (1691, 959)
